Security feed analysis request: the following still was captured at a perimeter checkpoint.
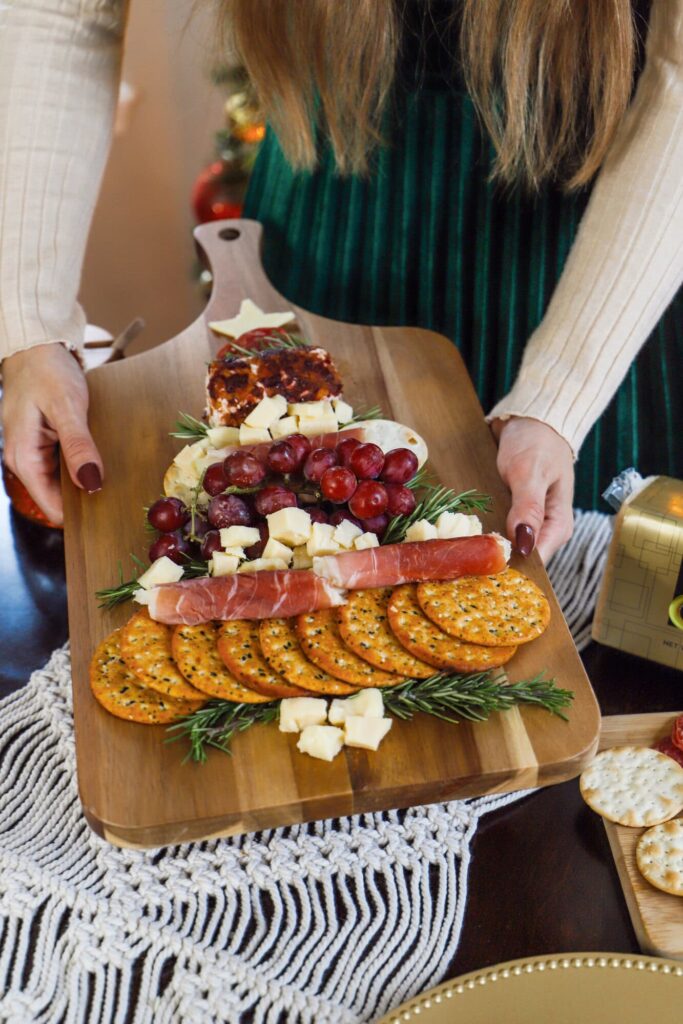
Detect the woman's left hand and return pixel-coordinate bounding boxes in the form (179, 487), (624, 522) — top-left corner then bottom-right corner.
(489, 416), (575, 563)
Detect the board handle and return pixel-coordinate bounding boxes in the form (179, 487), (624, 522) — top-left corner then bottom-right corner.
(194, 219), (297, 327)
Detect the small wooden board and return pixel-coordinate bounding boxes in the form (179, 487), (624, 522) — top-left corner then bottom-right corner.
(599, 713), (683, 961)
(62, 220), (600, 848)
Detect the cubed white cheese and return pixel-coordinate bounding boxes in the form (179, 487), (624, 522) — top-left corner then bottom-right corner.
(334, 518), (363, 549)
(270, 415), (299, 439)
(306, 522), (341, 557)
(296, 412), (339, 437)
(239, 423), (272, 446)
(137, 556), (185, 590)
(287, 400), (329, 420)
(220, 546), (245, 560)
(404, 519), (438, 543)
(206, 426), (240, 448)
(291, 545), (314, 570)
(332, 398), (354, 425)
(220, 526), (261, 548)
(353, 532), (380, 550)
(267, 507), (312, 546)
(132, 588), (151, 605)
(244, 394), (288, 429)
(296, 724), (344, 761)
(173, 440), (207, 470)
(278, 697), (328, 733)
(210, 552), (240, 576)
(344, 716), (392, 751)
(262, 538), (294, 564)
(238, 557), (290, 573)
(328, 688), (385, 725)
(436, 511), (483, 539)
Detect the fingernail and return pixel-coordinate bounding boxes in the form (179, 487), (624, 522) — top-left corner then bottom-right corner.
(77, 462), (102, 494)
(515, 523), (535, 557)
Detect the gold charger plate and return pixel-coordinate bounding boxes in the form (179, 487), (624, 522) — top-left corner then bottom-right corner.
(377, 953), (683, 1023)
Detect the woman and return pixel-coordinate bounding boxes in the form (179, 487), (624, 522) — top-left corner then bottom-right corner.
(1, 0), (681, 562)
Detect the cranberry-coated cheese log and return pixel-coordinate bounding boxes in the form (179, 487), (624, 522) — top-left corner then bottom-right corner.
(147, 570), (346, 626)
(312, 535), (510, 590)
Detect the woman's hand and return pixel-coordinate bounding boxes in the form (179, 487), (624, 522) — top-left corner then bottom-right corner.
(490, 416), (574, 563)
(2, 343), (103, 526)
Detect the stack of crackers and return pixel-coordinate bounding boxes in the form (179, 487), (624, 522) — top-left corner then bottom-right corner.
(90, 567), (551, 733)
(580, 746), (683, 898)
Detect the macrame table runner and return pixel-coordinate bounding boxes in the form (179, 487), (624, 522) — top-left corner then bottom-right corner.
(0, 511), (612, 1024)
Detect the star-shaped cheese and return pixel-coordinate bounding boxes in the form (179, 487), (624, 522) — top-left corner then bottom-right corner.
(208, 299), (295, 339)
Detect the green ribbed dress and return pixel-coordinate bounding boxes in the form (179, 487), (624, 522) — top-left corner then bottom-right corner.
(243, 5), (681, 510)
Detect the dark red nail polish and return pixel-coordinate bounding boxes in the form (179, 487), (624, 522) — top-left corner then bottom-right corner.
(515, 523), (535, 557)
(77, 462), (102, 494)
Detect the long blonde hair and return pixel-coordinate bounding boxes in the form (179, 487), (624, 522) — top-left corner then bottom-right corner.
(220, 0), (638, 190)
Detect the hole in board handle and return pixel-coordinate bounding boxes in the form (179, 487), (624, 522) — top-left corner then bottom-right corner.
(219, 228), (241, 241)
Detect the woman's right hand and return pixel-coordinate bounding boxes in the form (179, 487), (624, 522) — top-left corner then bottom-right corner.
(2, 343), (103, 526)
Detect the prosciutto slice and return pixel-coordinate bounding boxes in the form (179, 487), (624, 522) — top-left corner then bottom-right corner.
(147, 570), (346, 626)
(313, 535), (509, 590)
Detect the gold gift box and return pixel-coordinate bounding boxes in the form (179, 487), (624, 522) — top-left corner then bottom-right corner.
(593, 476), (683, 670)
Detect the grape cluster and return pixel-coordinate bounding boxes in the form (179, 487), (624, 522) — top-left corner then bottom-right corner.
(146, 434), (419, 566)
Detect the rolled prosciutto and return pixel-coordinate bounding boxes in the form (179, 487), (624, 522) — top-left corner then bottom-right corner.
(147, 570), (346, 625)
(313, 535), (509, 591)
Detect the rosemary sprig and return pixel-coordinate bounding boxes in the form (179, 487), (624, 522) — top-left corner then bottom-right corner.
(381, 671), (573, 724)
(345, 404), (383, 424)
(166, 699), (280, 763)
(168, 670), (573, 763)
(382, 485), (492, 544)
(220, 331), (310, 360)
(170, 412), (209, 441)
(95, 553), (209, 609)
(404, 463), (435, 492)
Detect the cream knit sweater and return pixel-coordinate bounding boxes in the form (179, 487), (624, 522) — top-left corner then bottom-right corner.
(0, 0), (682, 457)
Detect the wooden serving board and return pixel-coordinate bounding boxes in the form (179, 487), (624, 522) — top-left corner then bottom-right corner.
(63, 220), (600, 848)
(598, 713), (683, 961)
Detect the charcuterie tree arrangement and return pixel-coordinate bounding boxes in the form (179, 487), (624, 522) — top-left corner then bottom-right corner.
(90, 302), (573, 763)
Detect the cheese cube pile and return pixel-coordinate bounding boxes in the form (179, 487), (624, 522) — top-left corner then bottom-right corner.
(234, 395), (355, 445)
(281, 690), (393, 761)
(405, 512), (482, 543)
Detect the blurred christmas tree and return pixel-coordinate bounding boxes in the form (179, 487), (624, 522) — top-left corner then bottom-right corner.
(191, 64), (265, 225)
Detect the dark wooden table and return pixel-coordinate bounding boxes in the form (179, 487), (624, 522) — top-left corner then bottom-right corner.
(1, 485), (680, 981)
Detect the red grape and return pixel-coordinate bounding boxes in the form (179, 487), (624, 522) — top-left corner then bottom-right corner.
(202, 461), (229, 496)
(384, 483), (417, 517)
(200, 530), (223, 561)
(308, 506), (330, 525)
(267, 440), (299, 475)
(223, 451), (267, 488)
(381, 448), (419, 485)
(149, 531), (191, 565)
(321, 466), (357, 504)
(349, 443), (385, 480)
(348, 480), (388, 519)
(284, 433), (312, 469)
(360, 512), (390, 538)
(328, 509), (363, 530)
(245, 522), (269, 559)
(304, 447), (338, 483)
(207, 493), (252, 528)
(336, 436), (361, 467)
(254, 485), (298, 517)
(147, 497), (189, 533)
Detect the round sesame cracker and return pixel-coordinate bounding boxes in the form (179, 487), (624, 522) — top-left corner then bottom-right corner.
(259, 618), (357, 695)
(90, 629), (204, 724)
(580, 746), (683, 827)
(216, 619), (310, 698)
(338, 588), (434, 678)
(171, 622), (270, 703)
(636, 819), (683, 897)
(120, 609), (207, 701)
(417, 568), (550, 646)
(387, 584), (518, 672)
(295, 609), (404, 688)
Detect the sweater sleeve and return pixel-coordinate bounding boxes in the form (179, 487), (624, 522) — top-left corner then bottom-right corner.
(0, 0), (126, 360)
(487, 0), (683, 457)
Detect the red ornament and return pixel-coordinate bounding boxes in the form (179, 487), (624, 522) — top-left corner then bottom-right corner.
(191, 160), (244, 224)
